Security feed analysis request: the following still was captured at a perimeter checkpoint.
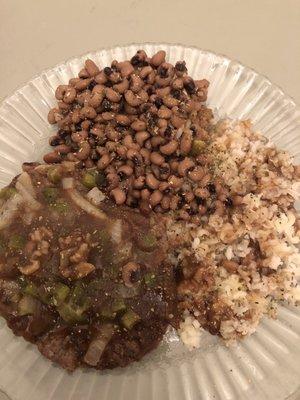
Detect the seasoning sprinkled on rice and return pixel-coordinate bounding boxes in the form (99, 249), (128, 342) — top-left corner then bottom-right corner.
(168, 119), (300, 345)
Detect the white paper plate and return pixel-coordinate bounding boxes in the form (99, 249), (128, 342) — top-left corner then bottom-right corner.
(0, 43), (299, 400)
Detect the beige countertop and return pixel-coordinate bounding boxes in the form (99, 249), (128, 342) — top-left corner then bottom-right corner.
(0, 0), (300, 105)
(0, 1), (299, 399)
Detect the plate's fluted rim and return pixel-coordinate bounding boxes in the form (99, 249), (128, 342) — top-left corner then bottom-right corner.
(0, 42), (299, 111)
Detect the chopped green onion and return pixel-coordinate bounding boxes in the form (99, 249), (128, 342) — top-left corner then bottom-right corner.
(58, 302), (87, 324)
(111, 298), (126, 313)
(8, 234), (25, 250)
(47, 167), (62, 184)
(24, 282), (39, 298)
(144, 272), (156, 287)
(52, 283), (70, 306)
(190, 139), (206, 156)
(121, 310), (141, 330)
(0, 187), (17, 200)
(82, 172), (97, 189)
(50, 199), (69, 214)
(137, 232), (157, 252)
(42, 187), (59, 203)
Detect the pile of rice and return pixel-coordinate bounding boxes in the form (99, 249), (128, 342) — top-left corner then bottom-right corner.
(168, 119), (300, 346)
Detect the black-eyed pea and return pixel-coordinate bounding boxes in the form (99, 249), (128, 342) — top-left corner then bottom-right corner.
(200, 174), (211, 187)
(188, 166), (205, 182)
(158, 106), (172, 119)
(168, 175), (183, 189)
(169, 159), (179, 172)
(131, 119), (147, 131)
(156, 87), (171, 97)
(133, 176), (145, 189)
(55, 144), (71, 155)
(71, 130), (88, 143)
(69, 77), (81, 86)
(104, 87), (121, 103)
(161, 195), (170, 210)
(80, 106), (97, 119)
(95, 71), (107, 84)
(150, 50), (166, 67)
(185, 192), (195, 203)
(85, 59), (100, 77)
(85, 159), (95, 168)
(194, 188), (210, 198)
(126, 148), (139, 161)
(150, 152), (165, 166)
(116, 114), (131, 126)
(135, 131), (150, 146)
(118, 61), (134, 77)
(130, 75), (143, 93)
(79, 68), (89, 78)
(89, 92), (104, 108)
(179, 210), (190, 220)
(172, 78), (184, 89)
(163, 95), (179, 108)
(146, 71), (155, 84)
(118, 164), (133, 176)
(198, 205), (207, 215)
(75, 141), (91, 160)
(141, 189), (151, 200)
(215, 200), (225, 216)
(43, 151), (62, 164)
(157, 179), (167, 191)
(132, 190), (141, 199)
(160, 140), (178, 155)
(144, 139), (152, 150)
(111, 188), (126, 205)
(102, 112), (116, 121)
(180, 131), (192, 154)
(137, 89), (149, 103)
(116, 145), (127, 158)
(139, 65), (153, 79)
(47, 108), (59, 124)
(75, 78), (92, 91)
(146, 173), (160, 190)
(171, 114), (185, 128)
(232, 195), (244, 206)
(149, 190), (163, 207)
(63, 86), (77, 104)
(58, 101), (71, 112)
(113, 78), (129, 94)
(97, 153), (111, 169)
(158, 118), (168, 128)
(169, 195), (179, 210)
(151, 136), (165, 148)
(155, 75), (172, 87)
(81, 120), (92, 130)
(159, 163), (171, 180)
(55, 85), (69, 100)
(125, 90), (142, 106)
(140, 148), (151, 165)
(177, 157), (195, 176)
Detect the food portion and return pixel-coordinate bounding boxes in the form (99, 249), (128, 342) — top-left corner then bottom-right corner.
(0, 163), (177, 371)
(45, 50), (213, 219)
(0, 49), (300, 371)
(170, 120), (300, 342)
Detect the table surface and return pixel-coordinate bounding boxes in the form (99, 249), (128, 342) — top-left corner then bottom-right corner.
(0, 1), (299, 399)
(0, 0), (300, 105)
